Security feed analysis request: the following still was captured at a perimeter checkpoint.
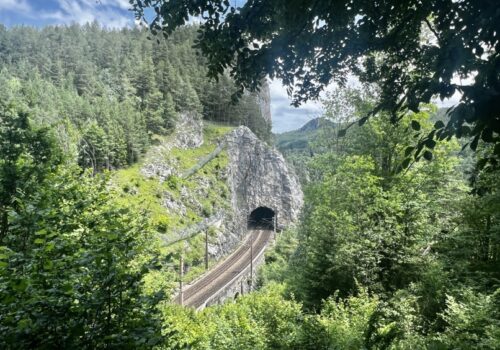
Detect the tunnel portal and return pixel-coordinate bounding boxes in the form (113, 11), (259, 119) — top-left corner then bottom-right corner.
(248, 207), (275, 230)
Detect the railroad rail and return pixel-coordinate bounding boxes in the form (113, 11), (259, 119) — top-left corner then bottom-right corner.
(174, 229), (271, 309)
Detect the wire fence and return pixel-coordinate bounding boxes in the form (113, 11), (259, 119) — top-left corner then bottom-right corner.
(160, 213), (224, 246)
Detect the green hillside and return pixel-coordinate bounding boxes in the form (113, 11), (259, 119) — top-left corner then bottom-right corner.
(113, 122), (234, 285)
(275, 117), (336, 155)
(0, 24), (269, 172)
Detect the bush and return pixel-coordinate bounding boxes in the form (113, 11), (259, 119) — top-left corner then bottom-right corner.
(436, 288), (500, 349)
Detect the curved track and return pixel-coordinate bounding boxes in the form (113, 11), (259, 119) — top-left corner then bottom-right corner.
(175, 229), (271, 309)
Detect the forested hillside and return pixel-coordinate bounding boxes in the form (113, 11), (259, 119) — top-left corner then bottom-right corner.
(0, 23), (273, 348)
(275, 117), (336, 155)
(0, 23), (270, 172)
(275, 117), (337, 184)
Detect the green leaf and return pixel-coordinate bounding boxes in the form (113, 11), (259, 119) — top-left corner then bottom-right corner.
(411, 120), (421, 131)
(45, 242), (55, 252)
(401, 157), (411, 169)
(425, 138), (436, 149)
(63, 284), (74, 293)
(470, 135), (480, 151)
(494, 143), (500, 156)
(34, 238), (44, 244)
(43, 260), (54, 270)
(434, 120), (445, 129)
(423, 150), (433, 161)
(476, 158), (488, 170)
(12, 279), (28, 292)
(338, 129), (347, 137)
(404, 146), (415, 157)
(415, 142), (425, 159)
(481, 128), (493, 143)
(358, 117), (368, 126)
(460, 125), (472, 137)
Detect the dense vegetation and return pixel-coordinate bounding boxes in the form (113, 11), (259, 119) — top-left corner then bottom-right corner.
(0, 103), (162, 347)
(134, 0), (500, 165)
(157, 88), (500, 349)
(0, 23), (270, 173)
(1, 2), (499, 347)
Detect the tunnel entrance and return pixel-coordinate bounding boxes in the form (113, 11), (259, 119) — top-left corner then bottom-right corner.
(248, 207), (275, 230)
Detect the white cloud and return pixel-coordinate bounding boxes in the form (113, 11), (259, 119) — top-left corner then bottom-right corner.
(99, 0), (131, 10)
(0, 0), (31, 12)
(270, 79), (323, 133)
(270, 70), (468, 133)
(40, 0), (133, 28)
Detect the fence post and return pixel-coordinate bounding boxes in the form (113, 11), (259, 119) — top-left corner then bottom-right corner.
(205, 230), (209, 270)
(179, 254), (184, 306)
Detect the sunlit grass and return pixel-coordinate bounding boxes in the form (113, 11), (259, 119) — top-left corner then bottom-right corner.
(113, 122), (235, 284)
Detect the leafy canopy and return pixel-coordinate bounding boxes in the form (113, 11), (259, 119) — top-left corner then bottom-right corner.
(0, 103), (163, 348)
(132, 0), (500, 158)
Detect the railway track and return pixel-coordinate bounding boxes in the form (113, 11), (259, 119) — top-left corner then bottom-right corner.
(174, 229), (271, 309)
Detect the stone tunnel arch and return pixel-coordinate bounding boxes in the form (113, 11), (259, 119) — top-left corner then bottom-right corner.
(248, 206), (275, 230)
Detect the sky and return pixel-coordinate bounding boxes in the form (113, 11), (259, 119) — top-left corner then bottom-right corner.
(269, 80), (323, 133)
(0, 0), (132, 28)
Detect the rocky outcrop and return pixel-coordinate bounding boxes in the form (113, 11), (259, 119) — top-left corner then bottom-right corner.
(225, 126), (303, 234)
(176, 125), (303, 259)
(257, 80), (272, 125)
(183, 126), (303, 308)
(138, 116), (302, 264)
(173, 112), (204, 149)
(141, 112), (203, 182)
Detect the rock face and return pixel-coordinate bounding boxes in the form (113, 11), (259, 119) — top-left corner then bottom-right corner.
(257, 80), (272, 125)
(141, 112), (203, 182)
(225, 126), (303, 234)
(138, 116), (302, 262)
(192, 126), (303, 308)
(173, 112), (204, 149)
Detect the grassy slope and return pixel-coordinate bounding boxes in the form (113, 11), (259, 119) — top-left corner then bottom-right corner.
(113, 123), (234, 284)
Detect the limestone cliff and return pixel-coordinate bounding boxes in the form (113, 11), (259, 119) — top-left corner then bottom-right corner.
(257, 80), (272, 125)
(225, 126), (303, 232)
(204, 125), (303, 259)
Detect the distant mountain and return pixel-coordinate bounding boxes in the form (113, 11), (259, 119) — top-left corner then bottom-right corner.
(298, 117), (336, 132)
(275, 117), (336, 154)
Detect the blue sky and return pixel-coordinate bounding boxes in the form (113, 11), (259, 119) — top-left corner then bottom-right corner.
(0, 0), (321, 133)
(0, 0), (132, 28)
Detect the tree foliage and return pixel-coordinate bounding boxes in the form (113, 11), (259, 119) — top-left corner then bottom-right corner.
(261, 87), (499, 348)
(132, 0), (500, 160)
(0, 23), (271, 172)
(0, 104), (162, 348)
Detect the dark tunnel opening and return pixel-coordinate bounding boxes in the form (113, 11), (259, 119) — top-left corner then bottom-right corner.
(248, 207), (275, 230)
